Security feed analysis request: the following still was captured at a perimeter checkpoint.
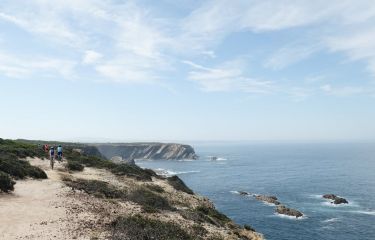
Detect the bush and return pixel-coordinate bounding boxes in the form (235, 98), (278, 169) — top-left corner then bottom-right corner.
(66, 161), (84, 171)
(110, 215), (193, 240)
(0, 171), (15, 192)
(129, 187), (174, 212)
(244, 224), (256, 232)
(167, 175), (194, 194)
(193, 206), (231, 227)
(0, 153), (47, 179)
(64, 150), (155, 181)
(144, 184), (164, 193)
(0, 138), (45, 159)
(64, 178), (126, 199)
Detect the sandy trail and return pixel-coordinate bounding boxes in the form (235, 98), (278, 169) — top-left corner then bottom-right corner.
(0, 158), (75, 240)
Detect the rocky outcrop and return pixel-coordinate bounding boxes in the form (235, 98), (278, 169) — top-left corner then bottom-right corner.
(236, 191), (303, 218)
(255, 195), (281, 205)
(323, 194), (348, 204)
(239, 191), (250, 196)
(91, 143), (198, 161)
(276, 205), (303, 218)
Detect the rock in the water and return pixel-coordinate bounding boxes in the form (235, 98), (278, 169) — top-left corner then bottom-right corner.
(239, 191), (250, 195)
(255, 195), (280, 205)
(323, 194), (337, 200)
(276, 205), (303, 218)
(333, 197), (348, 204)
(323, 194), (348, 204)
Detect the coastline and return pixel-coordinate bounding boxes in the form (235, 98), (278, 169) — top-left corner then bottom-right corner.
(0, 157), (263, 240)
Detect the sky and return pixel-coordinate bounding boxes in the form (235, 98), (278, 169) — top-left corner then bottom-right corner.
(1, 0), (375, 142)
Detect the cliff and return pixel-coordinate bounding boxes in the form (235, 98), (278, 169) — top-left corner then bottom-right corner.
(88, 143), (198, 161)
(0, 139), (263, 240)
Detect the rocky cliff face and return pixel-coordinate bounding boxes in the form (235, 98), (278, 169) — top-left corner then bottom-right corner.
(86, 143), (198, 161)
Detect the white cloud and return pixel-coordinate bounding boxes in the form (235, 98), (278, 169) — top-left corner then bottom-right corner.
(82, 50), (102, 65)
(0, 51), (76, 79)
(0, 0), (375, 97)
(265, 44), (321, 70)
(184, 60), (274, 93)
(320, 84), (367, 96)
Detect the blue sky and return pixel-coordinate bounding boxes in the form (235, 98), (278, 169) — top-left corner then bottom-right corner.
(1, 0), (375, 142)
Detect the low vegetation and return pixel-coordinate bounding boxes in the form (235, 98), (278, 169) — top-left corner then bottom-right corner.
(144, 184), (164, 193)
(66, 160), (84, 171)
(167, 175), (194, 194)
(64, 150), (155, 181)
(0, 171), (15, 192)
(63, 178), (174, 212)
(129, 187), (174, 212)
(110, 215), (193, 240)
(0, 139), (47, 186)
(182, 205), (231, 227)
(195, 205), (231, 226)
(0, 138), (45, 159)
(64, 178), (126, 199)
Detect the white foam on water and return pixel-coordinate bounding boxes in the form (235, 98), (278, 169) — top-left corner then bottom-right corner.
(262, 202), (278, 207)
(273, 213), (307, 220)
(154, 168), (200, 176)
(351, 210), (375, 216)
(230, 191), (240, 195)
(177, 159), (195, 162)
(322, 217), (340, 223)
(321, 200), (358, 208)
(216, 157), (227, 161)
(309, 194), (323, 199)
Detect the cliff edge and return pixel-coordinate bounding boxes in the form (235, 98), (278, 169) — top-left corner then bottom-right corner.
(88, 143), (198, 161)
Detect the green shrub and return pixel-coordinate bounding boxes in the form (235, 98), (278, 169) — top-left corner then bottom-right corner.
(190, 224), (208, 237)
(110, 215), (193, 240)
(167, 175), (194, 194)
(190, 206), (231, 227)
(0, 171), (15, 192)
(64, 150), (155, 181)
(244, 224), (256, 232)
(0, 153), (47, 179)
(64, 178), (126, 199)
(129, 187), (174, 212)
(66, 161), (84, 171)
(144, 184), (164, 193)
(0, 138), (45, 159)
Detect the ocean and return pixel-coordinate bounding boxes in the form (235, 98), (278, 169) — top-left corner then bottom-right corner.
(136, 142), (375, 240)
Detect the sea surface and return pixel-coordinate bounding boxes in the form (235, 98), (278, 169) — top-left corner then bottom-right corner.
(136, 142), (375, 240)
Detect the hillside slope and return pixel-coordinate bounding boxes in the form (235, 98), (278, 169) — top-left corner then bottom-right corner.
(0, 139), (263, 240)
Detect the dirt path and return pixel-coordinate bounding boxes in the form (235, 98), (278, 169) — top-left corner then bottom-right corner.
(0, 158), (76, 240)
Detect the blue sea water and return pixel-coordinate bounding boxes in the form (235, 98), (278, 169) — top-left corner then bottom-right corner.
(137, 142), (375, 240)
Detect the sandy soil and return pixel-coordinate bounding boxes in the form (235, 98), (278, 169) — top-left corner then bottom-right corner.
(0, 158), (109, 240)
(0, 159), (70, 239)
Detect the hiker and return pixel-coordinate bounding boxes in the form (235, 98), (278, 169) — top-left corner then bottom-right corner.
(44, 144), (49, 153)
(57, 145), (63, 162)
(49, 147), (55, 169)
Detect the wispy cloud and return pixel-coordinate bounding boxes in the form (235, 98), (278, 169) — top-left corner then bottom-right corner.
(264, 43), (321, 70)
(1, 0), (375, 98)
(0, 51), (76, 79)
(184, 60), (274, 93)
(320, 84), (368, 96)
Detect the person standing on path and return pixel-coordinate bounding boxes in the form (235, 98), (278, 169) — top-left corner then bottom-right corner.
(49, 147), (55, 169)
(57, 145), (63, 162)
